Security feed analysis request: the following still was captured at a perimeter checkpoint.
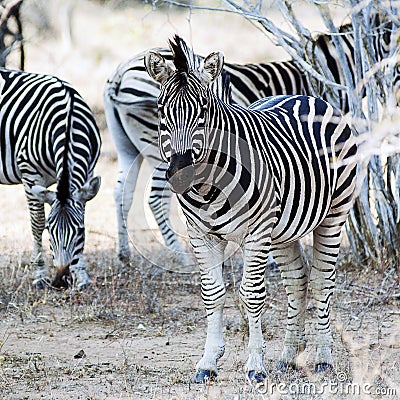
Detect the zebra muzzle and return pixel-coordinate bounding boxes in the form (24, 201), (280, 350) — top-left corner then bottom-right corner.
(166, 152), (195, 194)
(51, 252), (73, 288)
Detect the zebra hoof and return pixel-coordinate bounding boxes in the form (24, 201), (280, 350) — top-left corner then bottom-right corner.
(277, 361), (296, 372)
(71, 269), (92, 291)
(117, 249), (131, 264)
(75, 281), (90, 291)
(118, 254), (130, 264)
(246, 370), (267, 384)
(32, 267), (50, 290)
(192, 369), (217, 383)
(33, 277), (50, 290)
(315, 363), (333, 373)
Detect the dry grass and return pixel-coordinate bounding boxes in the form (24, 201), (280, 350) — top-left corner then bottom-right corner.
(0, 215), (399, 399)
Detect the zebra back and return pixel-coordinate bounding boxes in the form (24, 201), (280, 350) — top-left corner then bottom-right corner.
(0, 67), (101, 290)
(0, 68), (100, 190)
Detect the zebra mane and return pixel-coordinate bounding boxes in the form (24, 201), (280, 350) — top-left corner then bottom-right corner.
(168, 35), (232, 103)
(215, 70), (233, 104)
(168, 35), (202, 75)
(57, 86), (73, 205)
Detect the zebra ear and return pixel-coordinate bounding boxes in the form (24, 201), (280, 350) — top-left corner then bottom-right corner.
(145, 51), (173, 83)
(200, 51), (224, 85)
(73, 176), (101, 203)
(31, 185), (57, 204)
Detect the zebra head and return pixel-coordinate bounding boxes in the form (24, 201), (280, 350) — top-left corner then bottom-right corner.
(145, 36), (225, 194)
(31, 176), (101, 285)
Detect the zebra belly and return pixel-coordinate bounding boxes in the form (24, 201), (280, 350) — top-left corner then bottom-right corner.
(271, 199), (330, 244)
(271, 218), (323, 245)
(181, 195), (261, 244)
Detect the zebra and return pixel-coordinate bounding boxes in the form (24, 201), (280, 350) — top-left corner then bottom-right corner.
(104, 13), (396, 265)
(0, 68), (101, 290)
(144, 37), (358, 383)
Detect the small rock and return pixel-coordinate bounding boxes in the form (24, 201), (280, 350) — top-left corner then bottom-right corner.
(74, 349), (86, 359)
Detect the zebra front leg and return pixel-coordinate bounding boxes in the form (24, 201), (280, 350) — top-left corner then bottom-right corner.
(148, 166), (189, 264)
(25, 195), (49, 289)
(114, 148), (143, 262)
(189, 230), (227, 383)
(273, 241), (308, 371)
(311, 218), (345, 372)
(240, 237), (271, 383)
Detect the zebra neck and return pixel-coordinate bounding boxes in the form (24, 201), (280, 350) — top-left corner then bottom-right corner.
(204, 94), (245, 156)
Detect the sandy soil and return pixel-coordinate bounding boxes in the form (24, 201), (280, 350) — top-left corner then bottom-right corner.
(0, 1), (399, 399)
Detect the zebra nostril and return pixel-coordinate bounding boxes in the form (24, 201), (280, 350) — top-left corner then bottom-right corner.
(166, 167), (172, 181)
(167, 165), (195, 194)
(166, 151), (193, 183)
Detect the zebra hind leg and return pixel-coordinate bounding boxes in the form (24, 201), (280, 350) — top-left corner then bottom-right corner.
(114, 148), (143, 263)
(240, 237), (272, 383)
(310, 216), (346, 372)
(273, 241), (308, 371)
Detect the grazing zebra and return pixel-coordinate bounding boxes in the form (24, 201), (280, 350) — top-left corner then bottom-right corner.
(145, 37), (358, 383)
(0, 68), (101, 290)
(104, 13), (395, 263)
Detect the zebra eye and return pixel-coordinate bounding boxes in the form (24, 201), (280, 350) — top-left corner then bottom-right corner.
(382, 30), (391, 45)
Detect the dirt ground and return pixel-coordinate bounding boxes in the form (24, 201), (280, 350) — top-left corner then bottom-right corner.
(0, 1), (400, 399)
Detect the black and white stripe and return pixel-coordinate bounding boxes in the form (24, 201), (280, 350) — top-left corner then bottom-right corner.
(104, 14), (395, 263)
(0, 68), (101, 289)
(104, 49), (308, 263)
(145, 37), (358, 382)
